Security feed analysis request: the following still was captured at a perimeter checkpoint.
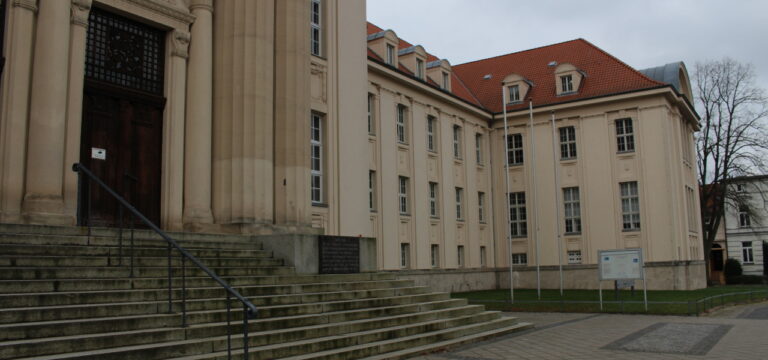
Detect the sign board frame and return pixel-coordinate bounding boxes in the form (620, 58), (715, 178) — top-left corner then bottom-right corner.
(597, 248), (648, 311)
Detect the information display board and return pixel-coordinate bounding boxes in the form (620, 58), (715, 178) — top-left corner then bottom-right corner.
(318, 236), (360, 274)
(598, 249), (643, 280)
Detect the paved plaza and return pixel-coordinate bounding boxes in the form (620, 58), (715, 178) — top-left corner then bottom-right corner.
(410, 302), (768, 360)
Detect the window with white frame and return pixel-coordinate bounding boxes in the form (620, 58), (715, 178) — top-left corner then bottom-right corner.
(369, 170), (376, 212)
(367, 93), (375, 135)
(457, 245), (465, 268)
(397, 104), (408, 144)
(310, 0), (321, 56)
(455, 187), (464, 221)
(475, 133), (483, 165)
(561, 74), (574, 93)
(416, 58), (425, 79)
(480, 246), (487, 267)
(427, 116), (436, 152)
(563, 187), (581, 234)
(739, 206), (751, 227)
(512, 253), (527, 265)
(311, 113), (323, 204)
(568, 250), (582, 264)
(386, 44), (395, 65)
(400, 243), (410, 268)
(478, 192), (486, 223)
(620, 182), (640, 230)
(442, 72), (449, 89)
(507, 134), (524, 165)
(453, 125), (462, 159)
(616, 118), (635, 152)
(431, 244), (439, 268)
(559, 126), (577, 159)
(742, 241), (754, 263)
(509, 192), (527, 236)
(508, 84), (520, 103)
(399, 176), (409, 215)
(429, 182), (439, 217)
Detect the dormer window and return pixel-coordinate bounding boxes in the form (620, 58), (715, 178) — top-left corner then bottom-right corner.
(561, 75), (574, 93)
(442, 72), (449, 89)
(416, 58), (425, 79)
(508, 85), (520, 103)
(386, 44), (395, 65)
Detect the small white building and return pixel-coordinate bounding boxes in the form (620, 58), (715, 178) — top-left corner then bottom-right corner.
(724, 176), (768, 276)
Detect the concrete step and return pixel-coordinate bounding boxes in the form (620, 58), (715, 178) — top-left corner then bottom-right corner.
(0, 265), (296, 280)
(0, 243), (274, 259)
(0, 255), (283, 268)
(0, 233), (264, 251)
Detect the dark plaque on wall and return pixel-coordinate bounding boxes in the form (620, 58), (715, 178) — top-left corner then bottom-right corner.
(319, 236), (360, 274)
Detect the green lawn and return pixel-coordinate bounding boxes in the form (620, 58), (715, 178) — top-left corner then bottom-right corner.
(451, 286), (768, 315)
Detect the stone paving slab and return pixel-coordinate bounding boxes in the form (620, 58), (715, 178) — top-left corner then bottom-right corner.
(409, 302), (768, 360)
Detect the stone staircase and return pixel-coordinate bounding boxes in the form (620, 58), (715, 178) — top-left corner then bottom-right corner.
(0, 224), (531, 359)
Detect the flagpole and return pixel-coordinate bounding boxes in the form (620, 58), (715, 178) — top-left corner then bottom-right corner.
(550, 111), (564, 296)
(529, 100), (541, 299)
(502, 86), (514, 303)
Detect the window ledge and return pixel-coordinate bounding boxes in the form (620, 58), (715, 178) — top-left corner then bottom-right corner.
(617, 150), (636, 157)
(506, 163), (524, 168)
(622, 229), (641, 233)
(564, 232), (581, 236)
(397, 142), (410, 149)
(560, 158), (577, 164)
(557, 91), (578, 97)
(312, 203), (328, 208)
(511, 235), (528, 239)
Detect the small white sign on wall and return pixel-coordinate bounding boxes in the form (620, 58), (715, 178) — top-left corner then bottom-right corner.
(91, 148), (106, 160)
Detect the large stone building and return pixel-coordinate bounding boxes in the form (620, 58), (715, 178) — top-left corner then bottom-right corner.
(722, 176), (768, 276)
(0, 0), (704, 290)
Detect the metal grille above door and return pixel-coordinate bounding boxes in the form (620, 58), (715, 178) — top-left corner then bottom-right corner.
(85, 8), (165, 95)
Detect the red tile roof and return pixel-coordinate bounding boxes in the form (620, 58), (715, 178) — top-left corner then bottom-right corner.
(452, 39), (666, 113)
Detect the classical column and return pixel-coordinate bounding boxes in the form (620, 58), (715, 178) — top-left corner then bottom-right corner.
(161, 29), (190, 231)
(273, 0), (311, 225)
(183, 0), (214, 226)
(0, 0), (37, 223)
(22, 0), (72, 223)
(63, 0), (92, 219)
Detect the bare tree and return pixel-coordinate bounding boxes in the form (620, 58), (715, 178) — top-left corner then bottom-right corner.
(695, 58), (768, 277)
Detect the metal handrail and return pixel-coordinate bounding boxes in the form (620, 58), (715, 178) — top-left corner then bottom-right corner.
(73, 163), (257, 359)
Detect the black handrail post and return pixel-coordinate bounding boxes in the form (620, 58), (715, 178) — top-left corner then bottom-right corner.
(168, 242), (173, 314)
(243, 303), (249, 360)
(129, 215), (134, 278)
(86, 175), (92, 245)
(227, 293), (232, 360)
(118, 206), (123, 266)
(181, 254), (187, 327)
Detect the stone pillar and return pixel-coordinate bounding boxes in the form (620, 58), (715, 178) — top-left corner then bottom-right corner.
(183, 0), (214, 226)
(22, 0), (72, 223)
(161, 29), (190, 231)
(273, 0), (311, 226)
(0, 0), (37, 223)
(63, 0), (92, 218)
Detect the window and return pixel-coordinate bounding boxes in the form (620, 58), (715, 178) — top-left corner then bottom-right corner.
(508, 85), (520, 103)
(369, 170), (376, 211)
(397, 104), (408, 144)
(429, 182), (439, 217)
(310, 0), (321, 56)
(386, 44), (395, 65)
(568, 250), (582, 264)
(563, 187), (581, 234)
(686, 186), (696, 231)
(616, 118), (635, 152)
(416, 58), (425, 79)
(509, 192), (527, 236)
(559, 126), (577, 159)
(478, 192), (486, 223)
(739, 206), (751, 227)
(475, 133), (483, 164)
(561, 74), (574, 93)
(512, 253), (527, 265)
(455, 187), (464, 220)
(453, 125), (462, 159)
(507, 134), (524, 165)
(457, 245), (465, 268)
(399, 176), (409, 215)
(427, 116), (436, 152)
(442, 72), (449, 89)
(742, 241), (754, 263)
(737, 184), (746, 192)
(431, 244), (440, 268)
(311, 113), (323, 204)
(401, 243), (410, 268)
(480, 246), (487, 267)
(367, 94), (375, 135)
(620, 182), (640, 230)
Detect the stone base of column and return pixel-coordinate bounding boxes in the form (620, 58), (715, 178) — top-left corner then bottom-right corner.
(182, 207), (214, 224)
(22, 194), (74, 226)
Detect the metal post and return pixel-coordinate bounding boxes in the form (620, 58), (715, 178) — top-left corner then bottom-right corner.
(168, 243), (173, 313)
(118, 206), (123, 266)
(243, 303), (250, 360)
(529, 100), (541, 300)
(550, 112), (563, 296)
(599, 281), (603, 311)
(129, 217), (134, 278)
(227, 293), (232, 359)
(181, 255), (187, 327)
(501, 87), (514, 303)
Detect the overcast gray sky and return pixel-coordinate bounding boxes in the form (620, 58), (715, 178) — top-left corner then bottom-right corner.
(366, 0), (768, 89)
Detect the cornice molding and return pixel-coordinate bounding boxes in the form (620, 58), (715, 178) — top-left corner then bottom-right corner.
(113, 0), (196, 25)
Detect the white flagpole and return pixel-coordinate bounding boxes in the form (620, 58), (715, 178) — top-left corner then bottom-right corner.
(529, 100), (541, 299)
(502, 86), (514, 303)
(550, 111), (564, 296)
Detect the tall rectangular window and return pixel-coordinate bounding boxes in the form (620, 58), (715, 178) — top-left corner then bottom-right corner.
(429, 182), (439, 217)
(620, 182), (640, 230)
(310, 0), (321, 56)
(686, 186), (696, 231)
(739, 206), (751, 227)
(397, 104), (407, 144)
(399, 176), (409, 215)
(509, 192), (527, 236)
(563, 187), (581, 234)
(480, 246), (487, 267)
(442, 72), (449, 89)
(568, 250), (582, 264)
(401, 243), (410, 268)
(512, 253), (527, 265)
(478, 192), (486, 223)
(453, 125), (462, 159)
(475, 133), (483, 164)
(508, 85), (520, 103)
(369, 170), (376, 211)
(367, 94), (375, 135)
(616, 118), (635, 152)
(386, 44), (395, 65)
(507, 134), (524, 165)
(455, 187), (464, 220)
(742, 241), (754, 263)
(559, 126), (577, 159)
(311, 113), (323, 204)
(457, 245), (465, 268)
(431, 244), (440, 268)
(427, 116), (436, 152)
(416, 58), (425, 79)
(561, 74), (573, 93)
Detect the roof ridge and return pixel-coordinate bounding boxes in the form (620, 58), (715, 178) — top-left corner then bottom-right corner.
(453, 38), (584, 68)
(576, 38), (666, 86)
